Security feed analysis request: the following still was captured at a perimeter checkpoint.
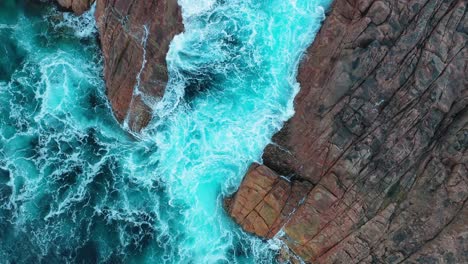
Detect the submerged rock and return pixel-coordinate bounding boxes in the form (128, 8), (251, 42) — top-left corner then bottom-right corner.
(228, 0), (468, 263)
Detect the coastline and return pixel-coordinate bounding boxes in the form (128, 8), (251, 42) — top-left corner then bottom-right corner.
(227, 0), (467, 262)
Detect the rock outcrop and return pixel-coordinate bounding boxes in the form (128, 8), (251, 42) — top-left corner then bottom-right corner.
(55, 0), (184, 131)
(94, 0), (183, 131)
(225, 164), (312, 238)
(56, 0), (95, 15)
(227, 0), (467, 263)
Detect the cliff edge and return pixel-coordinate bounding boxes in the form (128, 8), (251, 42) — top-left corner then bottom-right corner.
(227, 0), (467, 263)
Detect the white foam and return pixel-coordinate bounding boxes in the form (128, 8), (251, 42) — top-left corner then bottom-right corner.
(178, 0), (216, 18)
(53, 4), (97, 38)
(1, 0), (333, 262)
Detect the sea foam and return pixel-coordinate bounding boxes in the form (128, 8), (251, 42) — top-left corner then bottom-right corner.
(0, 0), (331, 263)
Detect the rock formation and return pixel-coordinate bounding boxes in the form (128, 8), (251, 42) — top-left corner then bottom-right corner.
(56, 0), (184, 131)
(227, 0), (467, 263)
(56, 0), (95, 15)
(225, 164), (312, 239)
(94, 0), (183, 131)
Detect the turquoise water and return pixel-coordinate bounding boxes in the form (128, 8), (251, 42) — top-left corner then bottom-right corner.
(0, 0), (330, 263)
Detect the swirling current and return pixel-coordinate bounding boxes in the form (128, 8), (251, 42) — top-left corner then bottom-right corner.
(0, 0), (331, 263)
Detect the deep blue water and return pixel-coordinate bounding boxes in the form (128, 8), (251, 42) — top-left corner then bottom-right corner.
(0, 0), (330, 263)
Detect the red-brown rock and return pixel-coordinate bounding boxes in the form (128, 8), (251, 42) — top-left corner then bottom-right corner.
(54, 0), (183, 131)
(226, 163), (312, 238)
(56, 0), (94, 15)
(94, 0), (183, 131)
(228, 0), (467, 262)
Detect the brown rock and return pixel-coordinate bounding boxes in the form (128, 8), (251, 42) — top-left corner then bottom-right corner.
(226, 163), (312, 238)
(94, 0), (183, 131)
(228, 0), (468, 262)
(56, 0), (94, 15)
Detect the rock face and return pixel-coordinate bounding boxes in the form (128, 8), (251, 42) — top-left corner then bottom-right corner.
(56, 0), (95, 15)
(94, 0), (183, 131)
(228, 0), (467, 263)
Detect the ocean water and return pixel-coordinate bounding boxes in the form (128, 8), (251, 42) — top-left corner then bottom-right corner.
(0, 0), (330, 263)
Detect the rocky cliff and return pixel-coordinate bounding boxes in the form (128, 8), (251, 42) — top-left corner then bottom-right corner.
(227, 0), (467, 263)
(54, 0), (467, 262)
(56, 0), (183, 131)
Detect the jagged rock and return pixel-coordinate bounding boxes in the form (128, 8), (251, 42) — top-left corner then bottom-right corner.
(95, 0), (183, 131)
(56, 0), (94, 15)
(228, 0), (467, 262)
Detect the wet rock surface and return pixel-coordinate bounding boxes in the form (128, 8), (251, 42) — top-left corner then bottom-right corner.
(228, 0), (467, 262)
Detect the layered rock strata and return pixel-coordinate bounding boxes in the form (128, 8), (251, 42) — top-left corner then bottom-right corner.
(228, 0), (468, 263)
